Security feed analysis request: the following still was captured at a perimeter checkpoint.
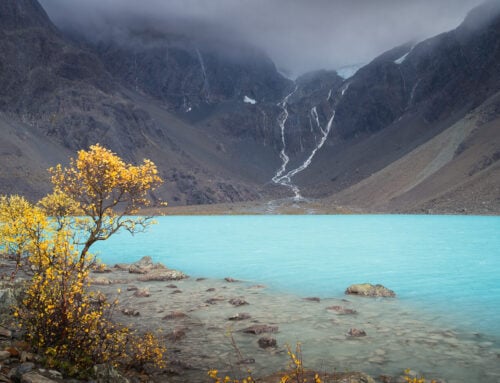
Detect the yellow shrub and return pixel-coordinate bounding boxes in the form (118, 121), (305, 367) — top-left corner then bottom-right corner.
(0, 144), (165, 375)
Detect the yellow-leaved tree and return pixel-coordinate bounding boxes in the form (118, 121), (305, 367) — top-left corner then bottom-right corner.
(0, 144), (165, 375)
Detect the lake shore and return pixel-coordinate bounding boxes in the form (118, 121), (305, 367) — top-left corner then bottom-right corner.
(1, 255), (500, 382)
(140, 198), (500, 216)
(88, 257), (500, 383)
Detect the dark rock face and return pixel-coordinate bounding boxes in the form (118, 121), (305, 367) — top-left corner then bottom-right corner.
(334, 4), (500, 141)
(0, 0), (55, 31)
(283, 70), (344, 159)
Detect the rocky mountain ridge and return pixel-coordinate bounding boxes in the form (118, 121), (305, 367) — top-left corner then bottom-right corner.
(0, 0), (498, 213)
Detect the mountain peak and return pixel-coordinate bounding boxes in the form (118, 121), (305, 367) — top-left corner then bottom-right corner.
(0, 0), (54, 31)
(460, 0), (500, 32)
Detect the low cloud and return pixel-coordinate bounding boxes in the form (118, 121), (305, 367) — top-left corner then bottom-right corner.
(39, 0), (484, 77)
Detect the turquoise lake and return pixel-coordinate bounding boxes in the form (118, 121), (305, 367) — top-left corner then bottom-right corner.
(95, 215), (500, 340)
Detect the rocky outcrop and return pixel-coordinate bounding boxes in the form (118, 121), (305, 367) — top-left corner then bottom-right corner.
(137, 269), (188, 281)
(345, 284), (396, 298)
(114, 256), (188, 281)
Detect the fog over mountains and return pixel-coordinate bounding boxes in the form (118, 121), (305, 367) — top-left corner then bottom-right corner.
(0, 0), (499, 213)
(39, 0), (484, 77)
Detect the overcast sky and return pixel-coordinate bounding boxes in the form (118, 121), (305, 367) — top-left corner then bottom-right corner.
(39, 0), (484, 77)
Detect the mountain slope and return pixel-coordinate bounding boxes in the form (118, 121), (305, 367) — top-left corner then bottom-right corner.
(0, 0), (272, 204)
(292, 1), (500, 213)
(329, 90), (500, 213)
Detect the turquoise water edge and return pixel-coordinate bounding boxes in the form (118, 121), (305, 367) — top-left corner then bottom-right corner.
(95, 215), (500, 382)
(96, 215), (500, 337)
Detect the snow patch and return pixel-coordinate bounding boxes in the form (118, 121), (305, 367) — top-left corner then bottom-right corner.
(395, 44), (416, 64)
(336, 64), (363, 80)
(395, 52), (410, 64)
(244, 95), (257, 104)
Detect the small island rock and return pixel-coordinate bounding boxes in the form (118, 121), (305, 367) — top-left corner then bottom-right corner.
(345, 283), (395, 298)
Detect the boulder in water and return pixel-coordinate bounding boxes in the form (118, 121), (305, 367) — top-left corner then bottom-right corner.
(228, 298), (248, 306)
(258, 337), (277, 349)
(347, 328), (367, 337)
(345, 283), (395, 298)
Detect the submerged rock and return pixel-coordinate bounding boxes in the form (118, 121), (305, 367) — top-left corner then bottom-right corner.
(224, 277), (239, 283)
(167, 327), (188, 342)
(258, 337), (277, 349)
(326, 306), (357, 315)
(228, 313), (251, 321)
(121, 308), (140, 316)
(205, 297), (225, 305)
(304, 297), (321, 302)
(347, 328), (367, 337)
(133, 288), (150, 298)
(236, 358), (255, 365)
(345, 283), (395, 298)
(138, 269), (188, 281)
(228, 298), (248, 306)
(163, 311), (188, 320)
(242, 325), (278, 335)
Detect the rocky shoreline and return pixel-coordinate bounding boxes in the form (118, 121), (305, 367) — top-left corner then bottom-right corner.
(1, 257), (499, 382)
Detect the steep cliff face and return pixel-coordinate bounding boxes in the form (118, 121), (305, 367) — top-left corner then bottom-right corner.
(0, 0), (55, 31)
(333, 1), (500, 141)
(93, 31), (290, 113)
(294, 1), (500, 213)
(0, 0), (267, 204)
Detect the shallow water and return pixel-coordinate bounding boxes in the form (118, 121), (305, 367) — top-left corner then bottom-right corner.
(95, 215), (500, 382)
